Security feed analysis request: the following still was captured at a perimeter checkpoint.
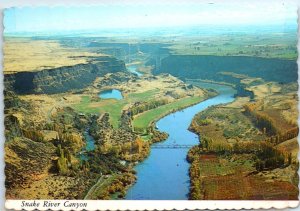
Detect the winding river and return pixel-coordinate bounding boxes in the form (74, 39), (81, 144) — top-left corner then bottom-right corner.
(127, 65), (143, 76)
(125, 82), (236, 200)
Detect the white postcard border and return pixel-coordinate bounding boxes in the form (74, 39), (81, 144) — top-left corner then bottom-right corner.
(1, 1), (300, 211)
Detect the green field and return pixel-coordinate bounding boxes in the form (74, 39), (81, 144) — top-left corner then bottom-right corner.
(72, 89), (159, 128)
(73, 91), (205, 132)
(133, 96), (205, 133)
(169, 34), (297, 60)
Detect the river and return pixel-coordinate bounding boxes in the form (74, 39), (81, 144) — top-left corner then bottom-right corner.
(127, 65), (143, 76)
(79, 129), (96, 161)
(125, 82), (236, 200)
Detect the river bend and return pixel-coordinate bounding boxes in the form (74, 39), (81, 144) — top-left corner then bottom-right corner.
(125, 82), (236, 200)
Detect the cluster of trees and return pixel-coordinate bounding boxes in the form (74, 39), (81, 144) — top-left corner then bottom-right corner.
(200, 135), (232, 155)
(22, 129), (44, 142)
(254, 142), (288, 171)
(5, 115), (23, 141)
(150, 129), (169, 143)
(120, 137), (150, 162)
(107, 173), (136, 198)
(57, 144), (71, 175)
(265, 127), (299, 145)
(59, 133), (84, 153)
(44, 122), (63, 133)
(197, 118), (212, 126)
(129, 99), (169, 116)
(247, 111), (277, 135)
(189, 156), (204, 200)
(201, 136), (290, 171)
(244, 103), (299, 145)
(193, 133), (292, 172)
(189, 119), (201, 134)
(96, 173), (136, 199)
(88, 149), (128, 175)
(52, 131), (85, 176)
(232, 141), (261, 154)
(244, 103), (278, 135)
(187, 146), (201, 163)
(96, 137), (150, 162)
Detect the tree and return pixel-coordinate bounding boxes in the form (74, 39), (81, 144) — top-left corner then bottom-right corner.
(57, 152), (68, 175)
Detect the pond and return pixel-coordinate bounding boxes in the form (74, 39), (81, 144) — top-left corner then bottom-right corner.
(99, 89), (123, 100)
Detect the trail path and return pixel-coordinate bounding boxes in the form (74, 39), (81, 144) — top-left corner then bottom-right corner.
(84, 176), (107, 199)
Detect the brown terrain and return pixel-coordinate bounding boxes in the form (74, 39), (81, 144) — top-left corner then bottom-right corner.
(188, 75), (298, 200)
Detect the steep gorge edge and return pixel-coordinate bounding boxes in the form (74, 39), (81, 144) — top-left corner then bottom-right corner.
(157, 55), (297, 83)
(4, 56), (126, 94)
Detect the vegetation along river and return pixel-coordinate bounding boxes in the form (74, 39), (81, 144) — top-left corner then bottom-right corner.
(125, 82), (236, 200)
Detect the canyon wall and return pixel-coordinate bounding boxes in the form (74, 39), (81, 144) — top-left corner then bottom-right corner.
(4, 56), (126, 94)
(157, 55), (297, 83)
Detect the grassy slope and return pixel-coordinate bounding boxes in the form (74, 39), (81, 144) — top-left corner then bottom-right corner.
(72, 90), (158, 128)
(133, 96), (204, 131)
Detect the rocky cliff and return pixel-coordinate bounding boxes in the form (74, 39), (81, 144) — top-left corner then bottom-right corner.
(157, 55), (297, 83)
(4, 56), (126, 94)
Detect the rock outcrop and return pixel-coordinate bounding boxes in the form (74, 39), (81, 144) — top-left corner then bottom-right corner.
(4, 56), (126, 94)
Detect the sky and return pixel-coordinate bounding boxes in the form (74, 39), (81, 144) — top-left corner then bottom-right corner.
(4, 1), (298, 34)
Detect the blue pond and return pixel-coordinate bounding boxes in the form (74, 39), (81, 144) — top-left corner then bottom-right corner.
(99, 89), (123, 100)
(125, 82), (236, 200)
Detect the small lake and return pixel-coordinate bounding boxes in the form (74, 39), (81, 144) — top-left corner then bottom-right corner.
(125, 82), (236, 200)
(99, 89), (123, 100)
(127, 65), (143, 77)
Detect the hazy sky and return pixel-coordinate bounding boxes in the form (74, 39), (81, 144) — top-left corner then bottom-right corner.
(4, 1), (298, 33)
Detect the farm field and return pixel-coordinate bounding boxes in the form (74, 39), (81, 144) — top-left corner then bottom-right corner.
(188, 77), (299, 200)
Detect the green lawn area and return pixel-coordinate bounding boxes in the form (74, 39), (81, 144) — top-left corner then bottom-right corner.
(133, 96), (205, 133)
(72, 91), (205, 132)
(72, 89), (159, 128)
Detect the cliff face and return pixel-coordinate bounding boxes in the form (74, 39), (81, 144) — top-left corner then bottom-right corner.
(4, 56), (126, 94)
(157, 55), (297, 83)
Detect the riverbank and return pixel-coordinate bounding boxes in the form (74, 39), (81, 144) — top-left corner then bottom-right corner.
(133, 93), (214, 134)
(186, 78), (235, 88)
(125, 82), (236, 199)
(84, 173), (136, 200)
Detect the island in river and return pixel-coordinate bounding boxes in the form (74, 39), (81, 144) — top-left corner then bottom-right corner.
(4, 27), (298, 200)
